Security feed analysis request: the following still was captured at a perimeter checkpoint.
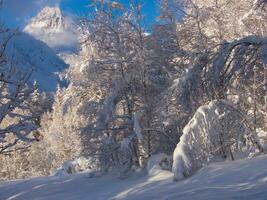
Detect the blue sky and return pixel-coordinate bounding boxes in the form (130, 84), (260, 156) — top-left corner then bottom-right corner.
(0, 0), (159, 29)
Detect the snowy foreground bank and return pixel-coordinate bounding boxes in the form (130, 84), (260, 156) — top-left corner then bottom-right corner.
(1, 155), (267, 200)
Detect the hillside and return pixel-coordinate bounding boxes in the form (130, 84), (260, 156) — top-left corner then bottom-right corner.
(2, 31), (68, 91)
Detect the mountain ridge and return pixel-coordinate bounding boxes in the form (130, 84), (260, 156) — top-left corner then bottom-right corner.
(24, 6), (79, 54)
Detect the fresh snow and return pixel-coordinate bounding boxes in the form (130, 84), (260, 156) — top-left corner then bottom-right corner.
(146, 153), (172, 175)
(1, 155), (267, 200)
(53, 157), (92, 176)
(172, 100), (254, 181)
(172, 101), (222, 180)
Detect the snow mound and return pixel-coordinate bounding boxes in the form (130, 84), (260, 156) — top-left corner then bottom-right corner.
(147, 153), (172, 175)
(53, 157), (92, 176)
(172, 100), (257, 180)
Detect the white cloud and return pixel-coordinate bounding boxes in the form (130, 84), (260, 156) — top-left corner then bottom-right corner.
(1, 0), (78, 52)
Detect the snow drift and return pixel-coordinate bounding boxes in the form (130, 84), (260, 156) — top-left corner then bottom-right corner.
(146, 153), (172, 175)
(53, 157), (93, 176)
(1, 155), (267, 200)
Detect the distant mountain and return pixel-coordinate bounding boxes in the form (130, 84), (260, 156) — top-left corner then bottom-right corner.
(24, 6), (79, 54)
(1, 30), (68, 92)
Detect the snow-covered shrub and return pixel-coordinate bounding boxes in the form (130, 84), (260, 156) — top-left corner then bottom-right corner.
(172, 100), (261, 181)
(257, 128), (267, 151)
(32, 84), (95, 175)
(117, 138), (133, 175)
(53, 157), (92, 176)
(147, 153), (172, 175)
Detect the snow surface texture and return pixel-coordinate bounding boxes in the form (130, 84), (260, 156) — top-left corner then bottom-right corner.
(172, 100), (252, 180)
(24, 6), (79, 53)
(1, 31), (68, 91)
(1, 155), (267, 200)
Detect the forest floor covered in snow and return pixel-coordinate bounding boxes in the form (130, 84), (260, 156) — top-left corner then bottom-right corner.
(1, 155), (267, 200)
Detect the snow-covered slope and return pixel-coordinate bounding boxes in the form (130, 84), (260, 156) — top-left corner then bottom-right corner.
(2, 31), (68, 91)
(24, 6), (78, 53)
(1, 155), (267, 200)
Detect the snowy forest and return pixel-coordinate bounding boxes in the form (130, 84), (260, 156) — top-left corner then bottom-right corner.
(0, 0), (267, 199)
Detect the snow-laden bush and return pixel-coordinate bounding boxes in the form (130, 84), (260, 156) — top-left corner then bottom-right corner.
(172, 100), (261, 181)
(147, 153), (172, 175)
(116, 138), (134, 177)
(257, 128), (267, 151)
(53, 157), (92, 176)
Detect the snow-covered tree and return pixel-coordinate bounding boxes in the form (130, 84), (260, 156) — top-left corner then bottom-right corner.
(172, 100), (262, 180)
(0, 28), (37, 154)
(158, 0), (267, 181)
(0, 26), (49, 179)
